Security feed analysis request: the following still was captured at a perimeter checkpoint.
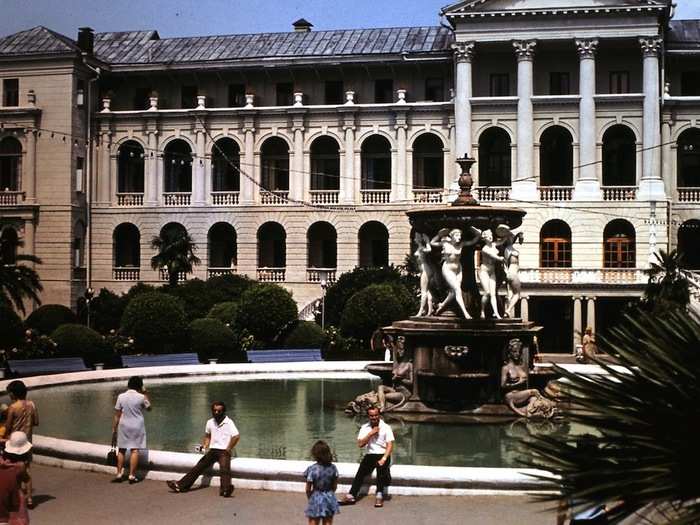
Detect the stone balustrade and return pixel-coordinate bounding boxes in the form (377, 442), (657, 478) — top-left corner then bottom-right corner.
(207, 267), (238, 278)
(309, 190), (339, 205)
(211, 191), (240, 206)
(412, 189), (443, 204)
(539, 186), (573, 201)
(360, 189), (391, 204)
(0, 191), (25, 206)
(257, 267), (286, 282)
(260, 190), (289, 205)
(116, 193), (144, 206)
(475, 186), (511, 202)
(163, 192), (191, 206)
(113, 267), (140, 281)
(306, 268), (336, 283)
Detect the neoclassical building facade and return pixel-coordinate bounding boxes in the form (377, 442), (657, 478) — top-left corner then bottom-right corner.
(1, 0), (699, 353)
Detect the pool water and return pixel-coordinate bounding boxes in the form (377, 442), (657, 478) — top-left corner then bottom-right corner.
(26, 376), (569, 467)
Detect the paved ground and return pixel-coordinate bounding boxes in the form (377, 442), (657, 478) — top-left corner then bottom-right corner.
(29, 464), (557, 524)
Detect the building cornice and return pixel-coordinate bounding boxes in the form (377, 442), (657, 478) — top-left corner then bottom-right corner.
(445, 5), (668, 21)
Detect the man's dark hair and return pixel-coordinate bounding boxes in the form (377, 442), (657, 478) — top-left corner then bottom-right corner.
(127, 376), (143, 391)
(211, 401), (226, 412)
(6, 380), (27, 400)
(367, 406), (380, 415)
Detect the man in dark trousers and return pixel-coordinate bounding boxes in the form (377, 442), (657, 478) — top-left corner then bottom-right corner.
(341, 406), (395, 508)
(167, 401), (239, 497)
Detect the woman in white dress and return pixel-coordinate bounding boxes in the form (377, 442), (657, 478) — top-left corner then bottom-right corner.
(111, 376), (151, 483)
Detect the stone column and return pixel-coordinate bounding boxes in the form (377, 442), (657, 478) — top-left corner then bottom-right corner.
(340, 110), (356, 204)
(98, 132), (112, 204)
(512, 40), (539, 200)
(586, 296), (596, 334)
(145, 131), (158, 206)
(573, 296), (583, 349)
(520, 296), (529, 322)
(452, 41), (475, 158)
(241, 122), (256, 204)
(395, 110), (408, 201)
(661, 114), (673, 197)
(193, 129), (206, 205)
(638, 36), (665, 200)
(574, 39), (602, 200)
(291, 123), (305, 202)
(24, 129), (37, 203)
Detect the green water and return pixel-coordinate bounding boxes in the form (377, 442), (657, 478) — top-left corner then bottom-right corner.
(24, 376), (568, 467)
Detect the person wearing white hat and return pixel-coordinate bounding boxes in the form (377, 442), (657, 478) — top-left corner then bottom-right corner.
(0, 432), (31, 524)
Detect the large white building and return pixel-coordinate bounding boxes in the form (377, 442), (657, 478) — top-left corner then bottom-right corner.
(0, 0), (698, 353)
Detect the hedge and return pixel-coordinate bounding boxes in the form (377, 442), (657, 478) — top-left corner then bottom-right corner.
(340, 283), (413, 344)
(26, 304), (78, 335)
(189, 318), (244, 363)
(51, 323), (112, 367)
(282, 321), (326, 349)
(235, 284), (298, 346)
(120, 292), (187, 354)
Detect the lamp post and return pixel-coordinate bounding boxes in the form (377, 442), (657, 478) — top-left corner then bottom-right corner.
(84, 287), (95, 329)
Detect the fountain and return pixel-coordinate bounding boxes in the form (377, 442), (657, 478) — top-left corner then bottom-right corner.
(355, 157), (556, 422)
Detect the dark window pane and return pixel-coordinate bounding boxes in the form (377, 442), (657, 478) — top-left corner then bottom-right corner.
(489, 74), (509, 97)
(276, 83), (293, 106)
(3, 79), (18, 107)
(228, 84), (245, 107)
(681, 72), (700, 96)
(375, 79), (393, 103)
(425, 77), (444, 102)
(610, 71), (629, 94)
(132, 88), (151, 110)
(549, 72), (570, 95)
(181, 86), (197, 108)
(324, 81), (343, 104)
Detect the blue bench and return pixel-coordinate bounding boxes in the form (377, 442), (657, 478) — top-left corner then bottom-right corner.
(120, 353), (201, 368)
(7, 358), (89, 377)
(247, 348), (323, 363)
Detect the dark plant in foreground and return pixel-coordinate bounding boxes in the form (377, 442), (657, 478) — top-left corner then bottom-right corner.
(523, 308), (700, 524)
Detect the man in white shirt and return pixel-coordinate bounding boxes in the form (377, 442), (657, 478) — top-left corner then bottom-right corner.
(342, 406), (395, 508)
(166, 401), (240, 497)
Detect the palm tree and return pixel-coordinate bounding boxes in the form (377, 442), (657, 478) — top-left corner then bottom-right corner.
(0, 233), (43, 314)
(523, 308), (700, 524)
(642, 249), (690, 314)
(150, 226), (201, 287)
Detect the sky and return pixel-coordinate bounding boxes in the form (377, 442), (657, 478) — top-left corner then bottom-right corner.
(1, 0), (700, 38)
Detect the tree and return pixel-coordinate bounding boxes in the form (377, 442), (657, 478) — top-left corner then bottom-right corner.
(0, 233), (42, 315)
(523, 308), (700, 524)
(641, 249), (690, 315)
(150, 225), (201, 286)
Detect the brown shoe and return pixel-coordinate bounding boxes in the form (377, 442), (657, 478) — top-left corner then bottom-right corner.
(374, 495), (384, 508)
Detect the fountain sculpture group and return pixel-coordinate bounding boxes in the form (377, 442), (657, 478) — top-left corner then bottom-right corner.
(348, 158), (556, 421)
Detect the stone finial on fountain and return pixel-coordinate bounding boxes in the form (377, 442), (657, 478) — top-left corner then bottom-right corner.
(453, 156), (478, 206)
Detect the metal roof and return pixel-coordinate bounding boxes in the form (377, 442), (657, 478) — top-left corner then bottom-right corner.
(0, 26), (81, 57)
(668, 20), (700, 50)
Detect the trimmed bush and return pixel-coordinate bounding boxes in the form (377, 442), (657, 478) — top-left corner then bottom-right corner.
(0, 305), (24, 351)
(165, 279), (217, 321)
(189, 318), (244, 363)
(283, 321), (325, 349)
(120, 292), (187, 354)
(51, 323), (111, 367)
(89, 288), (127, 334)
(340, 283), (413, 345)
(122, 283), (159, 304)
(26, 304), (78, 335)
(235, 284), (298, 346)
(207, 301), (239, 326)
(206, 274), (256, 302)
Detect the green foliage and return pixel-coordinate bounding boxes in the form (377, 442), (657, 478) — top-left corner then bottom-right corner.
(189, 318), (244, 363)
(5, 329), (57, 360)
(26, 304), (78, 335)
(641, 250), (690, 315)
(120, 292), (187, 354)
(165, 279), (218, 321)
(207, 302), (239, 326)
(282, 321), (326, 349)
(51, 323), (111, 367)
(0, 234), (43, 315)
(150, 226), (201, 286)
(340, 283), (413, 344)
(321, 326), (374, 361)
(123, 283), (159, 304)
(523, 308), (700, 524)
(323, 266), (416, 328)
(89, 288), (127, 334)
(235, 284), (298, 346)
(206, 274), (256, 302)
(0, 304), (24, 351)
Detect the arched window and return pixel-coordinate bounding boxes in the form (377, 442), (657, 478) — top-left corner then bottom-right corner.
(163, 140), (192, 192)
(0, 137), (22, 191)
(678, 219), (700, 270)
(540, 220), (572, 268)
(602, 125), (636, 186)
(361, 135), (391, 190)
(117, 141), (145, 193)
(359, 221), (389, 267)
(0, 227), (18, 265)
(603, 219), (635, 268)
(208, 222), (237, 269)
(540, 126), (573, 186)
(310, 136), (340, 191)
(260, 137), (289, 191)
(413, 133), (444, 189)
(478, 127), (511, 187)
(257, 222), (286, 268)
(677, 128), (700, 188)
(113, 223), (140, 267)
(211, 138), (240, 192)
(307, 222), (337, 269)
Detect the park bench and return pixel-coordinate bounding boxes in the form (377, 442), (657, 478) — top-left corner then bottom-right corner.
(7, 358), (89, 377)
(120, 353), (201, 368)
(247, 348), (323, 363)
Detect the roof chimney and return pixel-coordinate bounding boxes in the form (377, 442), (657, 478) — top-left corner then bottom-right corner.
(78, 27), (95, 54)
(292, 19), (313, 33)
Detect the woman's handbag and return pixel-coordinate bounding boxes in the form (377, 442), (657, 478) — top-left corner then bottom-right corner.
(106, 447), (117, 467)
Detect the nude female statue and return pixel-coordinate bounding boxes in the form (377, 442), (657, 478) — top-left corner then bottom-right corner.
(430, 227), (480, 319)
(495, 224), (523, 318)
(413, 232), (435, 316)
(478, 229), (504, 319)
(500, 338), (555, 418)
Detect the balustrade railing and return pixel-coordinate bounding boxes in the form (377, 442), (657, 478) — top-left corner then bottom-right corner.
(113, 267), (140, 281)
(159, 268), (187, 282)
(309, 190), (339, 205)
(257, 267), (286, 282)
(306, 268), (337, 283)
(475, 186), (511, 202)
(412, 189), (443, 204)
(116, 193), (144, 206)
(211, 191), (240, 206)
(520, 267), (646, 285)
(0, 191), (25, 205)
(602, 186), (637, 201)
(207, 267), (237, 278)
(163, 192), (191, 206)
(260, 190), (289, 205)
(539, 186), (573, 201)
(361, 189), (391, 204)
(678, 187), (700, 203)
